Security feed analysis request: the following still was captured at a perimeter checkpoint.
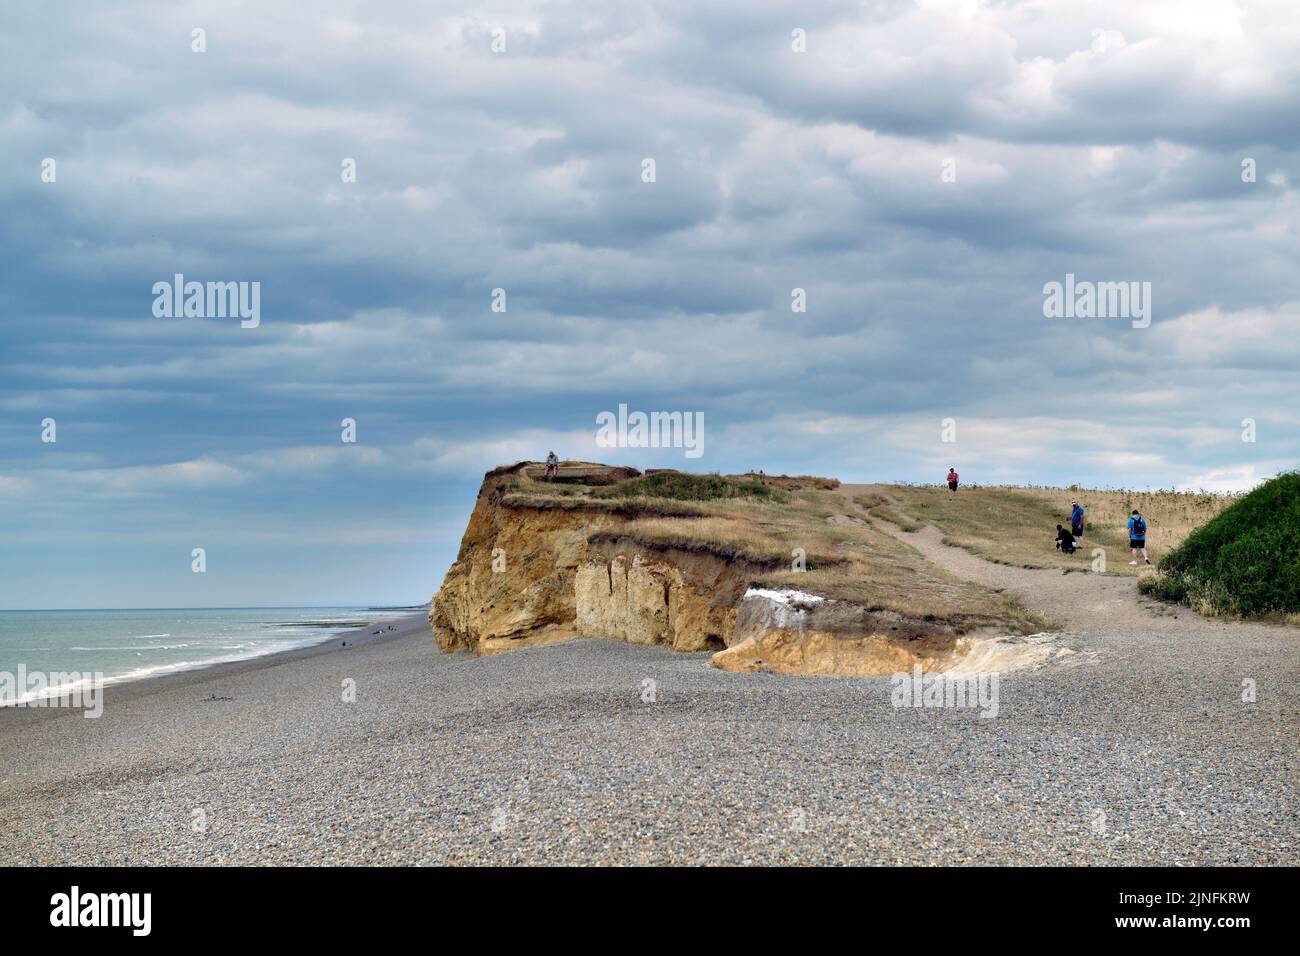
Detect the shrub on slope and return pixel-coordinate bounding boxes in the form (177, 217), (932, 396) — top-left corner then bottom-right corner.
(1140, 472), (1300, 617)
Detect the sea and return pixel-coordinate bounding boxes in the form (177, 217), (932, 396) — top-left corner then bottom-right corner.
(0, 607), (421, 704)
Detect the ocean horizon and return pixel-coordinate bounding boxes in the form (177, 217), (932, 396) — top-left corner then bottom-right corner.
(0, 606), (425, 703)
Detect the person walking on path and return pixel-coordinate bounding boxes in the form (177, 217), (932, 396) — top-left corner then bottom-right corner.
(544, 451), (559, 481)
(1070, 499), (1085, 546)
(946, 468), (959, 493)
(1127, 509), (1151, 565)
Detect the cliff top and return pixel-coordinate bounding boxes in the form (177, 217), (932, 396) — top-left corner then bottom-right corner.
(471, 463), (1042, 634)
(468, 462), (1238, 631)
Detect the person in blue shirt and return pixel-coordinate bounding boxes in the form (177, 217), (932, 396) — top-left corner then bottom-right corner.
(1069, 499), (1085, 546)
(1127, 509), (1151, 565)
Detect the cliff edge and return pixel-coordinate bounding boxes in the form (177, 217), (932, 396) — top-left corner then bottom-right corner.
(430, 462), (1045, 674)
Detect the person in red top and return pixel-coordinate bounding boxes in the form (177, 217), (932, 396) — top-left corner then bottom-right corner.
(946, 468), (959, 492)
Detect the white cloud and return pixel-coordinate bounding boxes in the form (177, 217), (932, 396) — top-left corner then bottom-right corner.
(1, 0), (1297, 606)
(67, 458), (250, 493)
(1178, 464), (1275, 493)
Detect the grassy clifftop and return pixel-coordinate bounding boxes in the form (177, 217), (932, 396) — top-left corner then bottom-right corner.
(492, 463), (1045, 636)
(436, 462), (1287, 669)
(868, 483), (1235, 575)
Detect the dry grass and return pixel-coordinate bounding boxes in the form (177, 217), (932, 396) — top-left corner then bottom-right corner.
(756, 524), (1049, 634)
(870, 484), (1236, 575)
(501, 465), (1046, 634)
(854, 494), (922, 532)
(611, 514), (823, 565)
(737, 472), (841, 491)
(606, 493), (853, 567)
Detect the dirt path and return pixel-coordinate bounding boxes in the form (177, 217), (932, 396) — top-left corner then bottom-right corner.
(837, 482), (1300, 656)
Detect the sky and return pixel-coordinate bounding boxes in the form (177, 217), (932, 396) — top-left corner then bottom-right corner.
(1, 0), (1297, 609)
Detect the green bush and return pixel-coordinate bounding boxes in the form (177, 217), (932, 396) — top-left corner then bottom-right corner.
(595, 472), (783, 502)
(1152, 471), (1300, 616)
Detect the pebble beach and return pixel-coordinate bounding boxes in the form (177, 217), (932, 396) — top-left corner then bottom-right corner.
(2, 539), (1296, 866)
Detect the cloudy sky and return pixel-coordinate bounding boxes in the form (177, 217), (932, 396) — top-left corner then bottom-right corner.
(1, 0), (1297, 608)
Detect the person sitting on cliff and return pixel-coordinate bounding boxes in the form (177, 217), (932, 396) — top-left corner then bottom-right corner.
(1055, 524), (1077, 554)
(544, 451), (559, 481)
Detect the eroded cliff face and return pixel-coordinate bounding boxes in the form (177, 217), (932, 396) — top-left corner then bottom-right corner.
(430, 471), (758, 655)
(430, 464), (1010, 676)
(575, 537), (755, 651)
(429, 475), (616, 654)
(711, 588), (959, 675)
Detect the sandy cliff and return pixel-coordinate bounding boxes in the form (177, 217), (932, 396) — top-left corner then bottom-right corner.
(710, 587), (959, 676)
(431, 463), (768, 655)
(575, 537), (758, 651)
(429, 468), (610, 655)
(430, 463), (1040, 674)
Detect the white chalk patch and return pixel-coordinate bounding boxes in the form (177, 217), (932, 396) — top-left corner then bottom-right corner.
(743, 587), (825, 606)
(946, 631), (1097, 674)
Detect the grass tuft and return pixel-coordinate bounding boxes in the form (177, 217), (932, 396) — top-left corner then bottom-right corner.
(594, 471), (785, 502)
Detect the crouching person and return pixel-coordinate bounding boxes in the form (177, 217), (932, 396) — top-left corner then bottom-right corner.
(1055, 524), (1077, 554)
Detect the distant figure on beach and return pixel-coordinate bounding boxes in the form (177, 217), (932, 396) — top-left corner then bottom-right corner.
(544, 451), (559, 481)
(1127, 509), (1151, 565)
(1070, 499), (1085, 545)
(1055, 524), (1077, 554)
(946, 468), (959, 492)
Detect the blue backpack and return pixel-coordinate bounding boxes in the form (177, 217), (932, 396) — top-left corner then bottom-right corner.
(1131, 516), (1146, 537)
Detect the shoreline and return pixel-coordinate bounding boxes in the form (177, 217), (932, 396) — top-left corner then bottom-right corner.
(1, 596), (1295, 863)
(0, 610), (431, 727)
